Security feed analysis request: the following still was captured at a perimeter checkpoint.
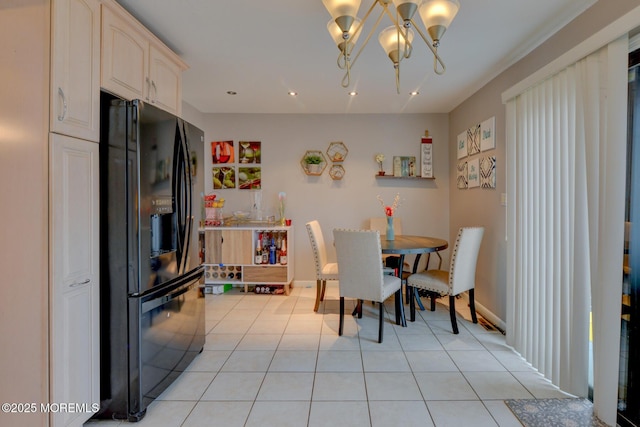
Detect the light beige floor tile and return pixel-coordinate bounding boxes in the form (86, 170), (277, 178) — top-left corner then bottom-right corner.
(365, 372), (422, 401)
(414, 372), (478, 401)
(483, 400), (524, 427)
(156, 372), (215, 401)
(210, 317), (254, 334)
(436, 333), (485, 351)
(490, 350), (535, 372)
(474, 332), (512, 351)
(428, 319), (472, 335)
(362, 350), (411, 372)
(510, 371), (574, 399)
(200, 372), (265, 401)
(222, 308), (260, 321)
(318, 333), (361, 350)
(182, 401), (252, 427)
(278, 334), (320, 350)
(221, 350), (274, 372)
(284, 319), (323, 334)
(316, 350), (363, 372)
(313, 372), (367, 401)
(247, 319), (289, 334)
(256, 372), (315, 401)
(204, 333), (244, 350)
(392, 319), (435, 335)
(359, 332), (401, 350)
(127, 400), (195, 427)
(236, 333), (282, 350)
(308, 401), (370, 427)
(245, 401), (310, 427)
(463, 371), (535, 400)
(184, 350), (231, 372)
(405, 350), (458, 372)
(427, 400), (499, 427)
(369, 401), (435, 427)
(269, 350), (318, 372)
(398, 333), (444, 351)
(447, 350), (507, 372)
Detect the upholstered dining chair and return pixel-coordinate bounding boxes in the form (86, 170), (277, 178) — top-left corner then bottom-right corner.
(333, 229), (403, 343)
(306, 220), (339, 312)
(406, 227), (484, 334)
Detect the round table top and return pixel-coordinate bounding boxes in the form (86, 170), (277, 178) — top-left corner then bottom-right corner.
(380, 235), (448, 255)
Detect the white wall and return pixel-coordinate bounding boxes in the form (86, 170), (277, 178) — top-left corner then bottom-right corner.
(199, 113), (450, 282)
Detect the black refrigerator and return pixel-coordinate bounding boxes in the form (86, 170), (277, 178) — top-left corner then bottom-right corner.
(97, 92), (205, 421)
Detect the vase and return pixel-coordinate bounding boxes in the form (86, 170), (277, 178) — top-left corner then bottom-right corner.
(386, 216), (395, 240)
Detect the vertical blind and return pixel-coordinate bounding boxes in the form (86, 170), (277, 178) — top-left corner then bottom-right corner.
(505, 36), (627, 418)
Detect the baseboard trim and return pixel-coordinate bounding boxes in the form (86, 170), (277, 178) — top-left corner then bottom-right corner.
(460, 292), (506, 333)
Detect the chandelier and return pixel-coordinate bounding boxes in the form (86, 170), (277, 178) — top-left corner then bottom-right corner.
(322, 0), (460, 93)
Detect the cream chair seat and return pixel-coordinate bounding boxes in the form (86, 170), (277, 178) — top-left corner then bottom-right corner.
(407, 227), (484, 334)
(333, 228), (403, 343)
(306, 220), (339, 312)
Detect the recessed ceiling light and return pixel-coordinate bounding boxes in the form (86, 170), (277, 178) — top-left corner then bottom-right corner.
(410, 91), (419, 96)
(288, 91), (298, 96)
(348, 91), (357, 96)
(226, 91), (237, 95)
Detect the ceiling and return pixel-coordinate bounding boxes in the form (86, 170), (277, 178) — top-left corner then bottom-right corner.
(115, 0), (596, 115)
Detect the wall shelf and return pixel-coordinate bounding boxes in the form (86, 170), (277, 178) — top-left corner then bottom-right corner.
(375, 175), (435, 180)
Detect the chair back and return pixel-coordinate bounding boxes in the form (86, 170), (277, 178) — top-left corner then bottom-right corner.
(333, 229), (385, 302)
(306, 220), (331, 277)
(449, 227), (484, 295)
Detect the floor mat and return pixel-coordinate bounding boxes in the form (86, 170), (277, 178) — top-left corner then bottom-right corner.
(504, 398), (607, 427)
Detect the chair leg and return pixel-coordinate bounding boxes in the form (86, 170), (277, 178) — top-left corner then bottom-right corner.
(320, 280), (327, 302)
(378, 302), (384, 343)
(358, 299), (363, 318)
(339, 297), (344, 336)
(468, 289), (478, 324)
(430, 294), (436, 311)
(314, 279), (322, 312)
(449, 295), (459, 334)
(409, 286), (416, 322)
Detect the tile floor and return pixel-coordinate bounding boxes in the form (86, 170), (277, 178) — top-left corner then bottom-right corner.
(86, 283), (571, 427)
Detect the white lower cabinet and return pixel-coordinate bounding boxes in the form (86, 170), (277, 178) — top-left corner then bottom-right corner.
(49, 133), (99, 427)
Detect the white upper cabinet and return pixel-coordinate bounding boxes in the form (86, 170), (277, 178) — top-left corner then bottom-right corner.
(51, 0), (101, 142)
(101, 1), (187, 115)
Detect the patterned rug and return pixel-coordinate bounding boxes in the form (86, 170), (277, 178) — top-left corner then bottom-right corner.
(504, 398), (607, 427)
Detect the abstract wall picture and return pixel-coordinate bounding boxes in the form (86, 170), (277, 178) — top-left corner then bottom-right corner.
(467, 124), (481, 156)
(238, 167), (261, 189)
(467, 158), (480, 188)
(457, 131), (467, 160)
(211, 141), (234, 164)
(457, 161), (468, 189)
(481, 117), (496, 152)
(212, 166), (236, 189)
(239, 141), (261, 164)
(480, 156), (496, 188)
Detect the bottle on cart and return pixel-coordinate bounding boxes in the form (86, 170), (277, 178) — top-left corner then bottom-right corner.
(280, 237), (287, 265)
(255, 234), (263, 264)
(269, 238), (277, 264)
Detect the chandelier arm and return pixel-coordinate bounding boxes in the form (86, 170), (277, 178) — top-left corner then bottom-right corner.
(395, 64), (400, 94)
(349, 6), (387, 69)
(410, 18), (446, 74)
(341, 55), (351, 87)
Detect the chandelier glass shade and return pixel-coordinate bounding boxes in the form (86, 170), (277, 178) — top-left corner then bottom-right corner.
(322, 0), (460, 93)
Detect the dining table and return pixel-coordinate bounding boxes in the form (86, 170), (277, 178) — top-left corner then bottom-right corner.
(380, 235), (448, 326)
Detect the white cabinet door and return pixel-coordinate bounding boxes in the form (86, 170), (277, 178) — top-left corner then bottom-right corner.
(51, 0), (101, 142)
(149, 45), (182, 115)
(101, 4), (149, 102)
(50, 133), (99, 427)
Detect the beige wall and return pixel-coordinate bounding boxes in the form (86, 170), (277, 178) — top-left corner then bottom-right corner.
(449, 0), (640, 323)
(199, 113), (451, 282)
(0, 1), (50, 426)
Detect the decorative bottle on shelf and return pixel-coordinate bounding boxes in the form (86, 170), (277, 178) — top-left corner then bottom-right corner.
(255, 234), (263, 264)
(280, 238), (287, 265)
(262, 232), (269, 264)
(269, 238), (277, 264)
